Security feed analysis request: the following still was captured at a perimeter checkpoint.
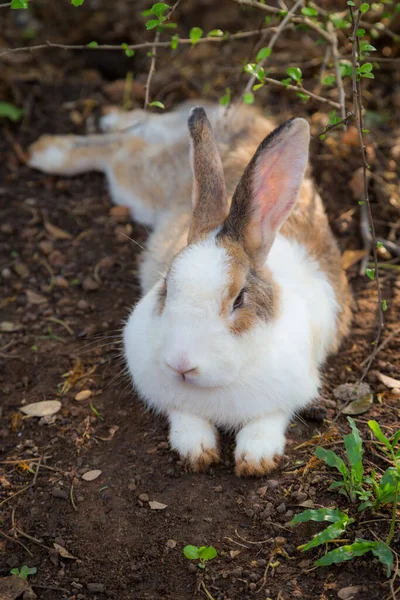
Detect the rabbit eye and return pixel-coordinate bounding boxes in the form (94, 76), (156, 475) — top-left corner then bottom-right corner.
(233, 289), (245, 311)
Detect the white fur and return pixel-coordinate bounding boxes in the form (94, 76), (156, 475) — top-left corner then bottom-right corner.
(28, 144), (71, 174)
(169, 411), (218, 462)
(124, 231), (338, 465)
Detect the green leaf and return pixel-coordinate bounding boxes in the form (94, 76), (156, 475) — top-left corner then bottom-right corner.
(151, 2), (170, 18)
(87, 41), (98, 48)
(360, 42), (377, 52)
(365, 268), (375, 280)
(286, 67), (302, 83)
(198, 546), (217, 561)
(301, 6), (318, 16)
(391, 430), (400, 447)
(315, 447), (348, 478)
(243, 92), (254, 105)
(359, 62), (373, 73)
(382, 300), (387, 311)
(320, 134), (326, 140)
(315, 540), (374, 567)
(10, 568), (19, 575)
(329, 481), (345, 490)
(71, 0), (84, 5)
(189, 27), (203, 46)
(301, 517), (352, 551)
(171, 34), (179, 49)
(368, 420), (392, 450)
(360, 2), (370, 13)
(253, 83), (264, 91)
(358, 500), (374, 511)
(376, 241), (383, 248)
(11, 0), (28, 8)
(121, 43), (135, 57)
(146, 19), (160, 30)
(362, 129), (370, 133)
(292, 508), (346, 525)
(297, 92), (310, 102)
(184, 545), (199, 560)
(345, 417), (363, 475)
(149, 101), (165, 109)
(356, 28), (366, 37)
(219, 88), (231, 107)
(347, 1), (355, 5)
(322, 75), (336, 86)
(372, 541), (393, 576)
(361, 72), (375, 79)
(0, 101), (24, 122)
(256, 47), (272, 61)
(207, 29), (224, 37)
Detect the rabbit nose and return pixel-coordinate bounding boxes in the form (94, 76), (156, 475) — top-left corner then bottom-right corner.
(166, 360), (199, 381)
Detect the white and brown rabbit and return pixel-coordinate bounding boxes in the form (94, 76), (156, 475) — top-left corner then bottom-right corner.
(28, 101), (351, 476)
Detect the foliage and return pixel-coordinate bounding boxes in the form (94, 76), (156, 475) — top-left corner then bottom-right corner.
(292, 418), (400, 575)
(183, 545), (217, 569)
(10, 566), (37, 580)
(0, 101), (24, 122)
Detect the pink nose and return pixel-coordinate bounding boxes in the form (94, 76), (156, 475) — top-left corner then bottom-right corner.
(166, 359), (199, 380)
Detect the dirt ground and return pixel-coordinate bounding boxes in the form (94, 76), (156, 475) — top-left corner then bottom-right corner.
(1, 1), (400, 599)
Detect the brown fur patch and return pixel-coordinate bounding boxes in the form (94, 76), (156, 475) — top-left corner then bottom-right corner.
(187, 108), (229, 243)
(188, 447), (220, 472)
(155, 279), (167, 316)
(217, 236), (278, 335)
(235, 454), (280, 477)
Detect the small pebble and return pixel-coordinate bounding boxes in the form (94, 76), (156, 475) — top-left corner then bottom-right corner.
(276, 503), (286, 514)
(138, 493), (149, 502)
(52, 488), (69, 500)
(87, 583), (105, 593)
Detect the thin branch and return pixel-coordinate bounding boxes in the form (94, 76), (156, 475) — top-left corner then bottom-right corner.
(360, 327), (400, 367)
(327, 22), (346, 120)
(144, 30), (160, 109)
(0, 28), (275, 59)
(349, 4), (384, 381)
(242, 0), (304, 97)
(313, 112), (354, 138)
(262, 76), (341, 108)
(233, 0), (333, 42)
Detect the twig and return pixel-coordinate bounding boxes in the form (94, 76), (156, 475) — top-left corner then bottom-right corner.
(262, 76), (341, 108)
(242, 0), (304, 98)
(328, 22), (346, 120)
(144, 31), (160, 109)
(0, 29), (273, 59)
(360, 326), (400, 367)
(349, 4), (384, 382)
(233, 0), (333, 43)
(0, 529), (33, 556)
(314, 112), (354, 138)
(201, 580), (216, 600)
(70, 483), (78, 512)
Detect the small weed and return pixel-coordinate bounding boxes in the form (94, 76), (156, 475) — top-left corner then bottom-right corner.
(183, 545), (217, 569)
(90, 400), (104, 421)
(10, 565), (37, 580)
(292, 418), (399, 575)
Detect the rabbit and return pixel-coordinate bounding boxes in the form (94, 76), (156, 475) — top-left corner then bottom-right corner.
(28, 101), (352, 476)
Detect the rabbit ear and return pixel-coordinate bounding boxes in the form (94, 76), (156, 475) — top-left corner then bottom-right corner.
(223, 118), (310, 269)
(187, 107), (228, 243)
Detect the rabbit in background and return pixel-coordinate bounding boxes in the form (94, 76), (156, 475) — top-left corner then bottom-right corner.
(28, 101), (351, 476)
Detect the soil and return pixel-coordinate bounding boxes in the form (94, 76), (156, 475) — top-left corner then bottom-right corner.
(1, 2), (400, 599)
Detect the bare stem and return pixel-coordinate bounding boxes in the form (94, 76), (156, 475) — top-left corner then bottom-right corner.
(262, 76), (341, 108)
(144, 31), (160, 109)
(349, 5), (384, 381)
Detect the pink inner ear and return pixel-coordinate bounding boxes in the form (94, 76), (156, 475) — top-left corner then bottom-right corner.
(253, 138), (301, 232)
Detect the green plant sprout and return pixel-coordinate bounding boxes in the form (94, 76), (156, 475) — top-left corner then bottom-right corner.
(10, 566), (37, 580)
(292, 418), (400, 575)
(183, 545), (217, 569)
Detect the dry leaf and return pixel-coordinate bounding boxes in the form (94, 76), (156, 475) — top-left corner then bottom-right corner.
(53, 543), (77, 560)
(376, 372), (400, 393)
(82, 469), (102, 481)
(44, 221), (73, 240)
(97, 426), (119, 442)
(20, 400), (61, 417)
(341, 250), (366, 270)
(166, 539), (177, 549)
(342, 393), (373, 415)
(149, 500), (167, 510)
(74, 389), (92, 401)
(349, 167), (365, 199)
(338, 586), (363, 600)
(0, 576), (29, 600)
(298, 499), (315, 509)
(26, 290), (47, 305)
(0, 321), (21, 332)
(230, 550), (241, 558)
